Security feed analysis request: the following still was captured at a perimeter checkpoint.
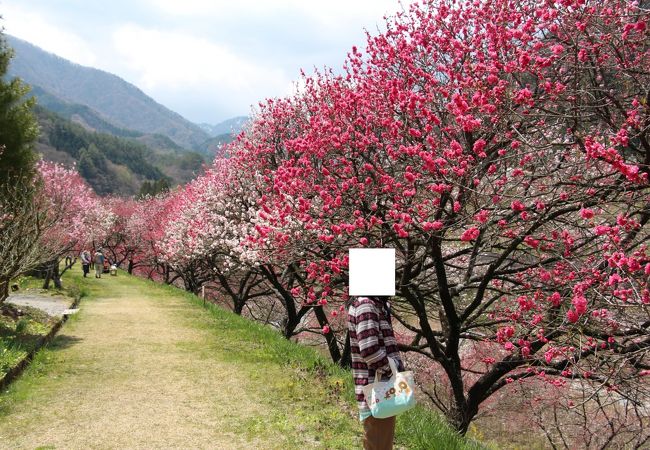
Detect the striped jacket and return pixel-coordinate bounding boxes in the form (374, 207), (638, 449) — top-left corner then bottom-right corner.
(348, 296), (403, 419)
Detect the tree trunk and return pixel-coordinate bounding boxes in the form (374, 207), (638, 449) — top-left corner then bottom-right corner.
(448, 402), (479, 435)
(42, 260), (53, 289)
(0, 280), (8, 304)
(52, 261), (62, 289)
(128, 259), (134, 275)
(338, 331), (351, 368)
(42, 258), (62, 289)
(314, 306), (342, 363)
(233, 298), (245, 315)
(164, 264), (171, 284)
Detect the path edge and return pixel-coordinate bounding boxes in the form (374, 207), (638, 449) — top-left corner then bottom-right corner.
(0, 293), (82, 392)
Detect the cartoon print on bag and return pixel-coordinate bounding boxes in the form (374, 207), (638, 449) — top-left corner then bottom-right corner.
(384, 387), (396, 400)
(398, 381), (411, 394)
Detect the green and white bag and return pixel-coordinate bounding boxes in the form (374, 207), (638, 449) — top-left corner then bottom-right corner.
(362, 357), (416, 419)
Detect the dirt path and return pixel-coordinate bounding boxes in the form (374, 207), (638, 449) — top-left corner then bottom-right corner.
(0, 274), (356, 449)
(6, 293), (75, 317)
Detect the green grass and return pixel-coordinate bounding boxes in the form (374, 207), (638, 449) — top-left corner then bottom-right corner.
(1, 269), (487, 449)
(1, 274), (81, 383)
(126, 278), (361, 448)
(144, 277), (485, 449)
(0, 304), (57, 380)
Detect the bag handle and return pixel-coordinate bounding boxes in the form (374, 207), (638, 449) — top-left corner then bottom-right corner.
(374, 357), (400, 383)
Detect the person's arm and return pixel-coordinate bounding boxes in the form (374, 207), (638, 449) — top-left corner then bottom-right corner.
(355, 300), (391, 376)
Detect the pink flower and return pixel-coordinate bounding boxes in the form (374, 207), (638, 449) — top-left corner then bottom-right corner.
(524, 236), (540, 248)
(472, 139), (487, 157)
(511, 200), (526, 212)
(567, 309), (579, 323)
(572, 295), (587, 315)
(549, 292), (562, 307)
(544, 349), (555, 364)
(322, 325), (331, 334)
(594, 225), (610, 235)
(608, 273), (623, 286)
(423, 221), (444, 231)
(474, 210), (490, 223)
(514, 88), (532, 105)
(409, 128), (422, 138)
(461, 227), (480, 241)
(578, 48), (588, 62)
(580, 208), (594, 219)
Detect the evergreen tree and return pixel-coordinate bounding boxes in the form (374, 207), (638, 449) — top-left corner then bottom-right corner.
(78, 144), (111, 195)
(0, 24), (37, 184)
(138, 178), (171, 198)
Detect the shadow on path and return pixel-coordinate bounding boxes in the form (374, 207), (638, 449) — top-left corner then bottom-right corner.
(48, 334), (83, 351)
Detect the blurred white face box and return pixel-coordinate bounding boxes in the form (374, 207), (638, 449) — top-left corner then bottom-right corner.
(348, 248), (395, 296)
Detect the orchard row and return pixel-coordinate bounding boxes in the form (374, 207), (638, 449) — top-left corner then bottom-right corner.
(7, 0), (648, 445)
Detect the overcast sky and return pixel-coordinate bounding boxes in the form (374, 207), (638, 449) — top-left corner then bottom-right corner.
(0, 0), (414, 124)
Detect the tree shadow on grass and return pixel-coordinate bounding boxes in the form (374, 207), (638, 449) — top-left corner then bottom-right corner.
(48, 334), (83, 351)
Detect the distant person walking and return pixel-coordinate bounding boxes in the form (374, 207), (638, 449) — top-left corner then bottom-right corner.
(94, 248), (105, 278)
(348, 296), (404, 450)
(80, 250), (91, 278)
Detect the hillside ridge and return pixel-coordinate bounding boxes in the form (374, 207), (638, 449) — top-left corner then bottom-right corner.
(6, 35), (210, 150)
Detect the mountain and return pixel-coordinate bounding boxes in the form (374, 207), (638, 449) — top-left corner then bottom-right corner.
(6, 35), (210, 150)
(28, 85), (142, 139)
(34, 106), (206, 196)
(200, 133), (237, 157)
(199, 116), (248, 137)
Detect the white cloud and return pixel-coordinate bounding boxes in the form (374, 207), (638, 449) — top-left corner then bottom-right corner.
(143, 0), (413, 39)
(0, 0), (419, 122)
(1, 3), (97, 66)
(112, 24), (292, 119)
(145, 0), (409, 20)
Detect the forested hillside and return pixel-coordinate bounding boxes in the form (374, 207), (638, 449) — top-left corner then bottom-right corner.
(7, 35), (210, 150)
(34, 107), (206, 196)
(200, 133), (236, 157)
(29, 85), (142, 139)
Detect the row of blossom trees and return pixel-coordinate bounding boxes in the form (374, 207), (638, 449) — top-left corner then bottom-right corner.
(100, 0), (648, 446)
(0, 161), (113, 301)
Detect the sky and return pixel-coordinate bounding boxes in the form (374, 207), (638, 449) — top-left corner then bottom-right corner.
(0, 0), (415, 124)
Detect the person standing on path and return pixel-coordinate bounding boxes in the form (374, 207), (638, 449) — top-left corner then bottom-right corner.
(93, 248), (105, 278)
(80, 249), (91, 278)
(348, 295), (404, 450)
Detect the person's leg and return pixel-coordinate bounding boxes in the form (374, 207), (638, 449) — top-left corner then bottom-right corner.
(362, 416), (396, 450)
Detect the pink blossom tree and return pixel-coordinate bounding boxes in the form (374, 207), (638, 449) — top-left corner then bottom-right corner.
(223, 0), (649, 438)
(159, 159), (266, 303)
(37, 161), (114, 287)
